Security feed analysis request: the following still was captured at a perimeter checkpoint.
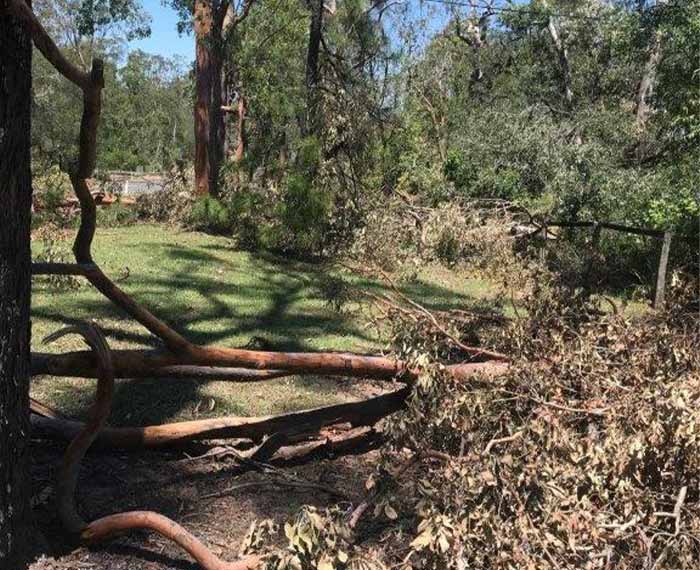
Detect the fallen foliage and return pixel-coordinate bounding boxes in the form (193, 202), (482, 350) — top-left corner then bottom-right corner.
(243, 276), (700, 569)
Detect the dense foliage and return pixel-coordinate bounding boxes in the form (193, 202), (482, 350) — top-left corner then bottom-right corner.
(34, 0), (699, 271)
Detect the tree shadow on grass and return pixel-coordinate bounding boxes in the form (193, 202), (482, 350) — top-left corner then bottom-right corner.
(31, 238), (487, 428)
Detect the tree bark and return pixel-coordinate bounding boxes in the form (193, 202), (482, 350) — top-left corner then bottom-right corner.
(208, 6), (226, 194)
(546, 15), (574, 114)
(635, 12), (665, 131)
(234, 94), (246, 162)
(0, 3), (33, 565)
(194, 0), (213, 195)
(31, 388), (409, 449)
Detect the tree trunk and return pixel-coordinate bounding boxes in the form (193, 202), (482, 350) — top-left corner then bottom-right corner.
(234, 94), (246, 162)
(208, 9), (226, 194)
(547, 15), (574, 114)
(0, 4), (33, 566)
(303, 0), (324, 138)
(635, 30), (664, 130)
(194, 0), (213, 195)
(194, 0), (231, 197)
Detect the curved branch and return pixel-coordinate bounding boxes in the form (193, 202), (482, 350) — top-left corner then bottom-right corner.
(45, 324), (114, 534)
(83, 512), (260, 570)
(48, 322), (260, 569)
(4, 0), (90, 89)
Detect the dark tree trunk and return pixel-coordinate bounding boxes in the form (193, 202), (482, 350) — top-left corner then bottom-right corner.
(0, 3), (33, 567)
(194, 0), (213, 195)
(303, 0), (324, 138)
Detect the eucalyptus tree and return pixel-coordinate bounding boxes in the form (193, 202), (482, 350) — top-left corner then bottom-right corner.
(167, 0), (257, 196)
(100, 51), (194, 171)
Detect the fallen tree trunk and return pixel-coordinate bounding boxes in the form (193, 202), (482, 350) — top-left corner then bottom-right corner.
(31, 388), (409, 449)
(32, 350), (291, 382)
(32, 348), (508, 383)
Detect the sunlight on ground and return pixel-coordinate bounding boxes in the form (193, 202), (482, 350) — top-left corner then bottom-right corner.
(31, 224), (495, 424)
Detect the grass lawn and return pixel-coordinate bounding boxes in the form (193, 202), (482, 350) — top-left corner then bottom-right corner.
(31, 224), (498, 426)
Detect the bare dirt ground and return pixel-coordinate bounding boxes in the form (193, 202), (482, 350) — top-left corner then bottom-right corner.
(28, 435), (378, 570)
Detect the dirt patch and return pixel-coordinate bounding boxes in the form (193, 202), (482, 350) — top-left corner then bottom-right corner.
(29, 438), (378, 569)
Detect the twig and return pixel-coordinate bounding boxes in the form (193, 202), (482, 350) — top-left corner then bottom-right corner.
(653, 485), (688, 536)
(530, 397), (609, 417)
(482, 430), (523, 455)
(370, 269), (510, 362)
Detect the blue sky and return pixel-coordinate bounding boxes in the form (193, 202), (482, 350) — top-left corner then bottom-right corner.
(128, 0), (194, 61)
(129, 0), (450, 62)
(127, 0), (518, 63)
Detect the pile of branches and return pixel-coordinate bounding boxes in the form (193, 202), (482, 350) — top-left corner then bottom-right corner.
(350, 192), (525, 273)
(363, 279), (700, 569)
(233, 277), (700, 569)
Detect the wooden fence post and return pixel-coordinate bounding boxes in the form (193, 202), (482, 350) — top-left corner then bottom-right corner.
(654, 231), (673, 309)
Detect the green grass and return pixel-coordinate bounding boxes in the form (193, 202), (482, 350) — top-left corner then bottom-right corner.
(31, 224), (496, 426)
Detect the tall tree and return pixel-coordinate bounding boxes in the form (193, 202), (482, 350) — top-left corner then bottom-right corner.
(0, 2), (33, 567)
(172, 0), (255, 196)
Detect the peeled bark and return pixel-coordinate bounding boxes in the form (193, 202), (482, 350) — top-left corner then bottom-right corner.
(0, 5), (33, 565)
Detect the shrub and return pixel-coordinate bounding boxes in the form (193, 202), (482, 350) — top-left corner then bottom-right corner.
(188, 196), (233, 234)
(96, 202), (139, 227)
(33, 223), (81, 289)
(280, 174), (331, 256)
(135, 187), (194, 225)
(434, 227), (461, 267)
